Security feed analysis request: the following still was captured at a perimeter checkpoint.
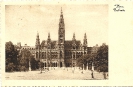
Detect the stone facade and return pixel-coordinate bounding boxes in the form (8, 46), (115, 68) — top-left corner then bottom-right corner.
(21, 8), (89, 68)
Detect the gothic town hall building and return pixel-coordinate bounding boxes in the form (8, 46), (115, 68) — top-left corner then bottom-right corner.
(21, 8), (88, 68)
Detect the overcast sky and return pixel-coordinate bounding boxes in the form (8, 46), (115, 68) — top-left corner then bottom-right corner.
(5, 5), (108, 47)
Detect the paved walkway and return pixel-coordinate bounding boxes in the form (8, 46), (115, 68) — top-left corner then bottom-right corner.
(5, 68), (108, 80)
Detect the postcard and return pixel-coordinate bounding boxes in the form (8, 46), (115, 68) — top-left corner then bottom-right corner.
(1, 1), (133, 86)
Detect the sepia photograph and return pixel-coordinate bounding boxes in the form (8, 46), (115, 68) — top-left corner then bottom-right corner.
(5, 5), (108, 80)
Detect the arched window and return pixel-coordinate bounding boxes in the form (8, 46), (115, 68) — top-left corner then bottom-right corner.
(36, 52), (38, 58)
(60, 51), (62, 58)
(76, 52), (78, 56)
(56, 62), (57, 67)
(42, 52), (44, 58)
(81, 52), (83, 55)
(44, 52), (46, 58)
(73, 54), (75, 58)
(44, 63), (46, 67)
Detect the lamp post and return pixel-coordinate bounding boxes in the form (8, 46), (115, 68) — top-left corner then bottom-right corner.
(40, 49), (42, 73)
(92, 62), (94, 71)
(87, 60), (88, 70)
(81, 57), (84, 74)
(29, 59), (31, 71)
(40, 62), (42, 73)
(83, 46), (86, 70)
(47, 49), (49, 71)
(82, 64), (84, 74)
(50, 48), (52, 70)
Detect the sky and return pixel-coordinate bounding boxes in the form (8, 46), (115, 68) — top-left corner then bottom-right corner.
(5, 5), (108, 47)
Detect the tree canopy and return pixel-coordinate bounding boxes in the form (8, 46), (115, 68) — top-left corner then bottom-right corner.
(77, 44), (108, 72)
(5, 41), (18, 72)
(94, 44), (108, 72)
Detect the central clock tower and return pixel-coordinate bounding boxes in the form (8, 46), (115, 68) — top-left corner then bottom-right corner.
(58, 8), (65, 67)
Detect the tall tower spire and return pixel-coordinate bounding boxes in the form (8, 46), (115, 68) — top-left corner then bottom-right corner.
(35, 32), (40, 60)
(59, 7), (64, 24)
(58, 7), (65, 44)
(36, 32), (40, 49)
(58, 8), (65, 67)
(83, 33), (88, 47)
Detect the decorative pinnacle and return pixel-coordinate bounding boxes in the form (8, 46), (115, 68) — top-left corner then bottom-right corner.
(73, 33), (75, 37)
(48, 32), (50, 38)
(84, 33), (87, 38)
(73, 32), (76, 40)
(61, 7), (63, 14)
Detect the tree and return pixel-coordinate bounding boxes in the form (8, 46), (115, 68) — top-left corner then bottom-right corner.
(30, 56), (37, 70)
(77, 54), (93, 70)
(94, 44), (108, 72)
(86, 53), (94, 70)
(5, 41), (18, 72)
(19, 49), (32, 71)
(77, 54), (85, 68)
(39, 62), (44, 69)
(35, 60), (40, 69)
(6, 63), (15, 72)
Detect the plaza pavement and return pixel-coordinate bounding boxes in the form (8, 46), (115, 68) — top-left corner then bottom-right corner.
(5, 67), (108, 80)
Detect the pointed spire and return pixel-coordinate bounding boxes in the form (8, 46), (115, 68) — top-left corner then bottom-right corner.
(48, 32), (50, 37)
(48, 32), (51, 40)
(61, 7), (63, 14)
(36, 31), (39, 38)
(83, 33), (87, 47)
(47, 32), (51, 42)
(73, 33), (75, 40)
(61, 7), (62, 13)
(84, 33), (87, 39)
(47, 32), (51, 46)
(60, 7), (63, 18)
(36, 31), (40, 49)
(72, 33), (76, 46)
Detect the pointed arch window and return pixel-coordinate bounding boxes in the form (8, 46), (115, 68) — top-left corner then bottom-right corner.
(42, 52), (44, 58)
(60, 51), (62, 58)
(36, 52), (38, 58)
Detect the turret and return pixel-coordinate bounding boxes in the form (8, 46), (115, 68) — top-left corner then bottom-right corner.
(47, 33), (51, 49)
(83, 33), (88, 49)
(72, 33), (76, 49)
(35, 32), (40, 49)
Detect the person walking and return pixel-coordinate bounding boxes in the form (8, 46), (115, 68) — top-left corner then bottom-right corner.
(91, 70), (94, 79)
(103, 72), (106, 79)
